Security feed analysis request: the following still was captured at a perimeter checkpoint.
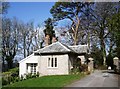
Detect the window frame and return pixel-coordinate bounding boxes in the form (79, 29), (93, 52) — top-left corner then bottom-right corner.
(30, 63), (37, 74)
(47, 57), (58, 68)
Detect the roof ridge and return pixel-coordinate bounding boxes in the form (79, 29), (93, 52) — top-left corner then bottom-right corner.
(60, 42), (75, 53)
(34, 41), (75, 54)
(69, 45), (88, 47)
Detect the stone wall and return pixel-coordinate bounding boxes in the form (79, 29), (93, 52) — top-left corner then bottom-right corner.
(88, 57), (94, 72)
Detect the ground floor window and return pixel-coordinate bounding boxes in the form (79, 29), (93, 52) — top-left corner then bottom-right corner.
(31, 63), (37, 74)
(27, 63), (37, 74)
(48, 57), (57, 68)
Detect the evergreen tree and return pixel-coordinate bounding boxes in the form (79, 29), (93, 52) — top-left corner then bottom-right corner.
(44, 18), (55, 44)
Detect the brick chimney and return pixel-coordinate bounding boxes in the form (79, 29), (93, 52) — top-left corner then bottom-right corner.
(52, 37), (57, 43)
(45, 35), (50, 46)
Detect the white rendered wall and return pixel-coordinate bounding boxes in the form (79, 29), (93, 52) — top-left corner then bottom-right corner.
(19, 54), (39, 77)
(39, 54), (69, 76)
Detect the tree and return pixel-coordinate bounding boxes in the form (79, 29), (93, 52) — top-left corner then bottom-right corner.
(0, 2), (9, 71)
(80, 2), (94, 51)
(50, 2), (87, 45)
(91, 2), (117, 65)
(43, 18), (55, 44)
(91, 44), (103, 67)
(0, 2), (9, 14)
(2, 18), (19, 69)
(19, 21), (36, 58)
(26, 22), (35, 56)
(34, 25), (45, 49)
(108, 11), (120, 59)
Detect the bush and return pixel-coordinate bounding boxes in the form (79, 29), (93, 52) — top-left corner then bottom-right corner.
(70, 64), (88, 74)
(79, 64), (88, 72)
(2, 69), (40, 86)
(2, 77), (8, 85)
(26, 73), (32, 79)
(2, 67), (19, 85)
(36, 72), (39, 77)
(85, 71), (91, 75)
(70, 68), (80, 74)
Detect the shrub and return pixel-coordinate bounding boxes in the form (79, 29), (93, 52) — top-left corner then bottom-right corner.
(32, 74), (37, 78)
(70, 64), (88, 74)
(36, 72), (39, 77)
(2, 67), (19, 85)
(79, 64), (88, 72)
(2, 68), (40, 86)
(85, 71), (91, 75)
(20, 75), (24, 81)
(15, 77), (20, 82)
(26, 73), (32, 79)
(70, 68), (80, 74)
(2, 77), (8, 85)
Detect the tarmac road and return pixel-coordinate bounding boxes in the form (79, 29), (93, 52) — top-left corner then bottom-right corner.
(65, 70), (119, 87)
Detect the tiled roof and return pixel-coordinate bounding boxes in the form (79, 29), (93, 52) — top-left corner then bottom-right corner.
(69, 45), (88, 54)
(34, 41), (88, 54)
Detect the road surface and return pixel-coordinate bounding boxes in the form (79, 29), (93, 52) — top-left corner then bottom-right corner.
(65, 70), (119, 87)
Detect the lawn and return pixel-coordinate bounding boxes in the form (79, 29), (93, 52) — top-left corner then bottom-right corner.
(3, 73), (85, 88)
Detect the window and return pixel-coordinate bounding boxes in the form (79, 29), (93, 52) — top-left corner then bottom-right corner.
(51, 58), (54, 67)
(48, 58), (50, 67)
(55, 58), (57, 67)
(48, 57), (58, 68)
(30, 63), (37, 74)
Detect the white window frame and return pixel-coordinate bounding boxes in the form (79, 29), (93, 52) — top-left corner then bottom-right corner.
(30, 63), (37, 74)
(47, 57), (58, 68)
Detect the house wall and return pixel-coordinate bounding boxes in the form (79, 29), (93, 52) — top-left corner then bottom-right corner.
(78, 55), (86, 64)
(19, 54), (39, 77)
(38, 54), (69, 76)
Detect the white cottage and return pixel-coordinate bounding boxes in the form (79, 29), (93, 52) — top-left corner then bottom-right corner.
(19, 41), (88, 77)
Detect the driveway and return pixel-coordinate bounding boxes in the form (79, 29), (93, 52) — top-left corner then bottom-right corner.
(65, 70), (119, 87)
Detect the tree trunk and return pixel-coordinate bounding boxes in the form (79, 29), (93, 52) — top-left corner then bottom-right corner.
(100, 38), (106, 65)
(23, 35), (26, 58)
(2, 56), (5, 71)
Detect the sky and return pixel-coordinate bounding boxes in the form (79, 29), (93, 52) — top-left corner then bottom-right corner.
(6, 2), (70, 60)
(6, 2), (55, 27)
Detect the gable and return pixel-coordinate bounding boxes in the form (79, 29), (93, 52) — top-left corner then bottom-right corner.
(19, 53), (38, 64)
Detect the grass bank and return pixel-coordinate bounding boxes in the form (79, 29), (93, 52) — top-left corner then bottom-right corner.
(3, 73), (85, 88)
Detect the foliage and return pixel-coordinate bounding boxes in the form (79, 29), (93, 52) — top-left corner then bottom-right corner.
(70, 64), (88, 75)
(50, 2), (91, 45)
(108, 11), (120, 59)
(91, 2), (118, 65)
(79, 64), (88, 72)
(4, 74), (85, 87)
(106, 54), (114, 69)
(91, 44), (103, 67)
(2, 17), (38, 70)
(50, 2), (120, 66)
(2, 67), (19, 85)
(26, 73), (39, 79)
(43, 18), (56, 44)
(2, 67), (40, 86)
